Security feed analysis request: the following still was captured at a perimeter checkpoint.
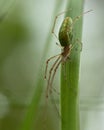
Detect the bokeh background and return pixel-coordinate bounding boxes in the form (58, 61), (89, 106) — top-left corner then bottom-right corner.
(0, 0), (104, 130)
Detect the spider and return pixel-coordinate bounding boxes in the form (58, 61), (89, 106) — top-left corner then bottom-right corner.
(44, 10), (92, 98)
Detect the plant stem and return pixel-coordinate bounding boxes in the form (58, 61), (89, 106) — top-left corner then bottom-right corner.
(60, 0), (84, 130)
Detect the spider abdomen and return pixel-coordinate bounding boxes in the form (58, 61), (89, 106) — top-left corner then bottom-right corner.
(59, 17), (73, 47)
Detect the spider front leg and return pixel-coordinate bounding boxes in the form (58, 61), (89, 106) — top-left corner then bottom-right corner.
(52, 10), (71, 41)
(52, 11), (67, 40)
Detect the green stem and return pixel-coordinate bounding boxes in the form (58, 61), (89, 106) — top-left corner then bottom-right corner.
(61, 0), (84, 130)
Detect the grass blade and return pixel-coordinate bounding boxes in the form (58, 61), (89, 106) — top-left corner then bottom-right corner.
(61, 0), (84, 130)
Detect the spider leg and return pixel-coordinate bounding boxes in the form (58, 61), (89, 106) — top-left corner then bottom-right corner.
(52, 87), (60, 95)
(49, 58), (63, 94)
(56, 42), (63, 49)
(46, 55), (61, 98)
(72, 10), (93, 26)
(44, 54), (61, 79)
(52, 9), (71, 40)
(76, 38), (82, 51)
(52, 12), (65, 40)
(51, 93), (61, 119)
(70, 38), (82, 52)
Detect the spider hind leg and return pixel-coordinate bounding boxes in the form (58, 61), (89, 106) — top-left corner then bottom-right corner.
(46, 55), (61, 98)
(49, 58), (63, 94)
(44, 54), (61, 79)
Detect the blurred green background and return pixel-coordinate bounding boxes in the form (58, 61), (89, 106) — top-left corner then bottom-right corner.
(0, 0), (104, 130)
